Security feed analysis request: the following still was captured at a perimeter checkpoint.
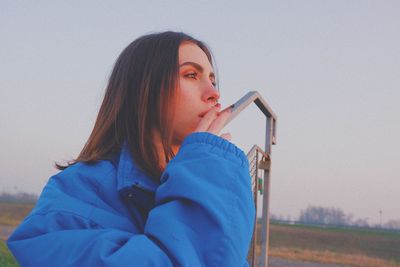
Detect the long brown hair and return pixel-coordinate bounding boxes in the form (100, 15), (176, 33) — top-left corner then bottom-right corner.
(57, 31), (213, 178)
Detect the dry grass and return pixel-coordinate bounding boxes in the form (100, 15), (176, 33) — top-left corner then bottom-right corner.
(270, 247), (400, 267)
(0, 202), (34, 227)
(268, 223), (400, 263)
(248, 222), (400, 265)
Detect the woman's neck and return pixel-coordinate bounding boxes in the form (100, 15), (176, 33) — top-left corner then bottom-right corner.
(152, 130), (180, 170)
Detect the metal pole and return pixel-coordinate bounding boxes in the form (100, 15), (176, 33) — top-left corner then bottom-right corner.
(251, 151), (259, 266)
(258, 117), (273, 267)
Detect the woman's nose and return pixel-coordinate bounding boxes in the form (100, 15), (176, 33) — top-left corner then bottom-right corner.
(203, 82), (220, 104)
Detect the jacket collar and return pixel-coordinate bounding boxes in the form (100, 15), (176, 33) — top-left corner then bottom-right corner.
(116, 141), (159, 193)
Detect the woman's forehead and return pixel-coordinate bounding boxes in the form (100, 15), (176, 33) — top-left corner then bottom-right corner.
(178, 43), (213, 72)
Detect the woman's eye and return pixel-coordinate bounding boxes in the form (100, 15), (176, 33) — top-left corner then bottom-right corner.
(185, 72), (197, 79)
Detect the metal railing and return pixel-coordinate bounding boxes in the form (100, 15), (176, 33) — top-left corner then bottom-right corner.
(225, 91), (277, 267)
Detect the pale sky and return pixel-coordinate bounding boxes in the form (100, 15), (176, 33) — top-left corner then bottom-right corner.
(1, 1), (399, 225)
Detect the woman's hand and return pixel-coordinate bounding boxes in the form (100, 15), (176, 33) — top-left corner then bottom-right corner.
(194, 104), (233, 141)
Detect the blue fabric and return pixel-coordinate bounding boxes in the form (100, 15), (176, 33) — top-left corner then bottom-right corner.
(7, 132), (255, 267)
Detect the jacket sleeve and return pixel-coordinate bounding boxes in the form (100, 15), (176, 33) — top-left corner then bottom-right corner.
(7, 132), (255, 267)
(145, 132), (255, 266)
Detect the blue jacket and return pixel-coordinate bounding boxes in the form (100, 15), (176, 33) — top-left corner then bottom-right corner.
(8, 132), (255, 267)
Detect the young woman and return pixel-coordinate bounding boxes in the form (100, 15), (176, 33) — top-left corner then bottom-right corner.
(7, 31), (255, 267)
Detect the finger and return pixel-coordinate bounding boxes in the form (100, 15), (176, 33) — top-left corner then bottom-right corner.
(220, 132), (232, 141)
(207, 107), (233, 135)
(194, 105), (221, 132)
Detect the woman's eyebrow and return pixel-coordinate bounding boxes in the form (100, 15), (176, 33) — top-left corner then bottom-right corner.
(179, 61), (215, 79)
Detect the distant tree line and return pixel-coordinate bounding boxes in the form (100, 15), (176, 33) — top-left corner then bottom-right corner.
(271, 205), (400, 231)
(0, 191), (38, 203)
(298, 206), (366, 226)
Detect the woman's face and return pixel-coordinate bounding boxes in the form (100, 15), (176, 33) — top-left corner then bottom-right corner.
(172, 42), (220, 144)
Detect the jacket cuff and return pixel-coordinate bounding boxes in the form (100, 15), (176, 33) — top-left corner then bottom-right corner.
(180, 132), (249, 166)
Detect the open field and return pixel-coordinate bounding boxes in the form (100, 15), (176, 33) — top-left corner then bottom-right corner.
(1, 202), (400, 266)
(0, 202), (34, 227)
(269, 223), (400, 266)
